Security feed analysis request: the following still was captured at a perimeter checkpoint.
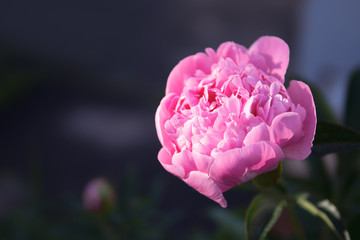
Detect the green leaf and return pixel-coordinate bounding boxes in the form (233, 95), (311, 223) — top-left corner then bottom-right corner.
(252, 162), (283, 189)
(312, 121), (360, 154)
(208, 208), (245, 239)
(246, 194), (286, 240)
(296, 195), (350, 240)
(345, 68), (360, 131)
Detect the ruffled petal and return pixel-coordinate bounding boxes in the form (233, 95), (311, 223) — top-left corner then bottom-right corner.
(184, 171), (227, 208)
(193, 150), (214, 173)
(158, 148), (185, 178)
(155, 93), (179, 153)
(166, 53), (214, 95)
(172, 149), (196, 176)
(285, 80), (317, 160)
(210, 141), (284, 192)
(248, 36), (289, 81)
(216, 41), (249, 65)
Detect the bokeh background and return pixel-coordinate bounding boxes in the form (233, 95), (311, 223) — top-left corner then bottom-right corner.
(0, 0), (360, 239)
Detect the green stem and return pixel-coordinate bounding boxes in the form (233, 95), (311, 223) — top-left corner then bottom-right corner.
(274, 178), (288, 195)
(288, 202), (306, 240)
(276, 178), (306, 240)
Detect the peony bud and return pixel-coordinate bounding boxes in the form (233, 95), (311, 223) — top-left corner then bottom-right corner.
(82, 177), (116, 215)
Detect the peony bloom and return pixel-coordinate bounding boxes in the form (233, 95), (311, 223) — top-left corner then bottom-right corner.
(155, 36), (316, 207)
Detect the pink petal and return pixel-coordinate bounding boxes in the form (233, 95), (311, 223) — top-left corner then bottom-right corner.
(184, 171), (227, 208)
(271, 112), (303, 148)
(166, 53), (214, 95)
(216, 41), (249, 65)
(243, 96), (256, 117)
(210, 141), (284, 192)
(158, 148), (185, 178)
(243, 123), (271, 146)
(193, 150), (214, 173)
(223, 95), (242, 116)
(155, 93), (179, 153)
(248, 36), (290, 81)
(285, 80), (317, 160)
(172, 149), (196, 176)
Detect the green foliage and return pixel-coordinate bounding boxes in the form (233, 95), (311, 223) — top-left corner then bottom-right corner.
(0, 169), (182, 240)
(313, 121), (360, 154)
(245, 193), (286, 240)
(345, 69), (360, 131)
(296, 195), (350, 240)
(208, 207), (246, 239)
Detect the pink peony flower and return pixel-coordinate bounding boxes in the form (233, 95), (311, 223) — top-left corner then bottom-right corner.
(155, 36), (316, 208)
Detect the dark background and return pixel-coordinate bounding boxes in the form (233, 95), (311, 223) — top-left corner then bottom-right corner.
(0, 0), (359, 239)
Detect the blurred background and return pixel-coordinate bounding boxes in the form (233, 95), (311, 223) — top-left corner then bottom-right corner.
(0, 0), (359, 239)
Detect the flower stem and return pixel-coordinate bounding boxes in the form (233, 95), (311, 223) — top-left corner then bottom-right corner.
(288, 203), (307, 240)
(275, 178), (306, 240)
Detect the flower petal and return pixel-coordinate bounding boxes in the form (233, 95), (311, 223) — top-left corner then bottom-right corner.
(284, 80), (317, 160)
(248, 36), (289, 81)
(166, 53), (214, 95)
(271, 112), (303, 148)
(155, 93), (178, 153)
(216, 41), (249, 65)
(158, 148), (185, 178)
(172, 149), (196, 176)
(184, 171), (227, 208)
(193, 150), (214, 173)
(243, 123), (271, 146)
(210, 141), (284, 192)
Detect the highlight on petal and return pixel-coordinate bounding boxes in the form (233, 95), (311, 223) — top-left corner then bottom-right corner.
(285, 80), (317, 160)
(210, 141), (284, 192)
(243, 123), (271, 146)
(184, 171), (227, 208)
(248, 36), (290, 81)
(216, 41), (249, 65)
(166, 53), (214, 95)
(271, 112), (303, 148)
(155, 93), (179, 153)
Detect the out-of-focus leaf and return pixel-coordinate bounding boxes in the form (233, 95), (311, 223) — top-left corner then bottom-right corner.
(0, 74), (36, 109)
(312, 121), (360, 154)
(348, 215), (360, 240)
(208, 208), (245, 239)
(245, 194), (286, 240)
(345, 69), (360, 131)
(296, 195), (350, 240)
(252, 162), (283, 189)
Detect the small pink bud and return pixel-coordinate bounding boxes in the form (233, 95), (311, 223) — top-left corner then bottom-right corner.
(82, 177), (116, 215)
